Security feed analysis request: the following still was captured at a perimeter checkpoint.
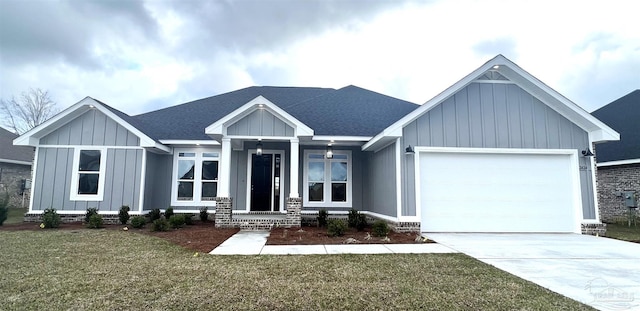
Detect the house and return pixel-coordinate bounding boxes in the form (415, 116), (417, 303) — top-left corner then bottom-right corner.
(15, 55), (619, 234)
(0, 127), (34, 208)
(591, 90), (640, 221)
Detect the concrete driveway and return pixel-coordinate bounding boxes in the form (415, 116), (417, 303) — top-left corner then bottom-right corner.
(428, 233), (640, 311)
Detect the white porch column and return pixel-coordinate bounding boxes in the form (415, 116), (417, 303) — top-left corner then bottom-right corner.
(219, 138), (232, 197)
(289, 138), (299, 198)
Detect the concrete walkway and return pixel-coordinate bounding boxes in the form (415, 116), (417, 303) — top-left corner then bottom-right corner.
(209, 230), (457, 255)
(429, 233), (640, 311)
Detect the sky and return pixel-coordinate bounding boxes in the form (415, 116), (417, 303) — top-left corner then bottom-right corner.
(0, 0), (638, 118)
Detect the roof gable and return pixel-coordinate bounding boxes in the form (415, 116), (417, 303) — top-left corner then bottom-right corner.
(363, 54), (620, 151)
(592, 90), (640, 163)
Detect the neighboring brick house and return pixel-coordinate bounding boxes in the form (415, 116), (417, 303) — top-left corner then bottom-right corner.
(0, 127), (34, 208)
(592, 90), (640, 222)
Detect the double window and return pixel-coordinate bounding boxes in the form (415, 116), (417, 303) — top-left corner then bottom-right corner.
(303, 150), (351, 207)
(172, 149), (220, 206)
(70, 148), (106, 201)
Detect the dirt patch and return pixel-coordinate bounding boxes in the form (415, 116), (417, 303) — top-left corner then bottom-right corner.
(267, 226), (432, 245)
(0, 221), (239, 253)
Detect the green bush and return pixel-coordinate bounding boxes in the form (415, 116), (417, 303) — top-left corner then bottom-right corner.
(317, 209), (328, 227)
(118, 205), (130, 225)
(372, 220), (390, 237)
(183, 213), (194, 225)
(149, 208), (161, 221)
(327, 219), (347, 237)
(131, 216), (146, 229)
(164, 207), (174, 220)
(199, 206), (208, 222)
(347, 209), (359, 228)
(169, 214), (186, 229)
(355, 214), (368, 231)
(0, 192), (9, 226)
(42, 208), (61, 229)
(85, 207), (99, 223)
(87, 213), (104, 229)
(152, 218), (169, 232)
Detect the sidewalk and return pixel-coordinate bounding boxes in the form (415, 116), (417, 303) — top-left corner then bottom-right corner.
(209, 230), (457, 255)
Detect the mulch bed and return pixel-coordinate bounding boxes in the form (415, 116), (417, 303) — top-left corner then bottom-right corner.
(0, 222), (432, 253)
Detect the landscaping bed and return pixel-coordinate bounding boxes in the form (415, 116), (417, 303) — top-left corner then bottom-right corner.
(267, 226), (430, 245)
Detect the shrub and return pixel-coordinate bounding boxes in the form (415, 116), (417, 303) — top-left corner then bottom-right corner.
(183, 213), (194, 225)
(131, 216), (146, 229)
(164, 207), (174, 220)
(149, 208), (161, 221)
(169, 214), (186, 229)
(347, 209), (359, 228)
(317, 209), (328, 227)
(372, 220), (390, 237)
(85, 207), (99, 223)
(0, 192), (9, 226)
(152, 218), (169, 232)
(87, 213), (104, 229)
(327, 219), (347, 237)
(118, 205), (130, 225)
(355, 214), (368, 231)
(42, 208), (61, 229)
(199, 206), (208, 222)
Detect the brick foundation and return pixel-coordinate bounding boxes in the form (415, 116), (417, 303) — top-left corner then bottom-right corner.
(285, 197), (301, 228)
(24, 213), (123, 224)
(213, 197), (233, 228)
(581, 223), (607, 236)
(597, 163), (640, 222)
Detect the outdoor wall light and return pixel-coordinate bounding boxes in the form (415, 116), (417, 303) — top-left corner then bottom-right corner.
(581, 148), (594, 157)
(405, 145), (415, 155)
(326, 145), (333, 159)
(256, 141), (263, 156)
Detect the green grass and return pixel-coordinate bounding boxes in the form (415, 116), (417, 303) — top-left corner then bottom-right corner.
(0, 230), (592, 310)
(606, 221), (640, 242)
(2, 208), (26, 225)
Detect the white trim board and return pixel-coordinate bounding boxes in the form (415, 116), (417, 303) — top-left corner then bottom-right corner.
(597, 158), (640, 167)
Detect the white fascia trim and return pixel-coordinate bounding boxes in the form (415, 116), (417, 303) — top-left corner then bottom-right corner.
(159, 140), (221, 146)
(414, 146), (579, 155)
(597, 158), (640, 167)
(0, 158), (32, 166)
(312, 136), (372, 142)
(225, 135), (296, 141)
(363, 54), (620, 150)
(205, 96), (314, 137)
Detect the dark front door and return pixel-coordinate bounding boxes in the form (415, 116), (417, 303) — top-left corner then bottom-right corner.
(250, 154), (273, 211)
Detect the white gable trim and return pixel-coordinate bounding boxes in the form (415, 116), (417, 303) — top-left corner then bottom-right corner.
(13, 97), (170, 153)
(363, 55), (619, 151)
(205, 96), (314, 137)
(597, 158), (640, 167)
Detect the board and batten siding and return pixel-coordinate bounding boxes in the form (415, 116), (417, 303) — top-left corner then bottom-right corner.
(227, 109), (295, 137)
(143, 151), (172, 211)
(32, 147), (143, 212)
(363, 142), (397, 217)
(40, 109), (139, 146)
(401, 82), (596, 219)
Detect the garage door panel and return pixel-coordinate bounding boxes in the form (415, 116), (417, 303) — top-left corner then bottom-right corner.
(419, 151), (579, 233)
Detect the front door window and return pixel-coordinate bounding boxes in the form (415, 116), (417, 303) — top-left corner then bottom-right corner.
(249, 152), (283, 212)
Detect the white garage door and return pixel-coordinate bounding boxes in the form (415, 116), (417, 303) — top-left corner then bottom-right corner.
(419, 150), (581, 233)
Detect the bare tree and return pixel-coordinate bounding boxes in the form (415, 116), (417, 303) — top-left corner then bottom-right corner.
(0, 88), (59, 134)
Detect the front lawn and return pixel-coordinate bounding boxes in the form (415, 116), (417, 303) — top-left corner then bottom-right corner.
(606, 221), (640, 243)
(0, 230), (592, 310)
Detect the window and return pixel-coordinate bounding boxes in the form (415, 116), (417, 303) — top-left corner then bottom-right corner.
(172, 149), (220, 206)
(303, 150), (351, 207)
(70, 148), (106, 201)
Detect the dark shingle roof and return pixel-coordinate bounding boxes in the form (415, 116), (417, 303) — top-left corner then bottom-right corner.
(130, 86), (419, 140)
(0, 127), (34, 163)
(591, 90), (640, 162)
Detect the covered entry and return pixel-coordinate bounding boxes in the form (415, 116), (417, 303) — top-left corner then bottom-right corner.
(417, 148), (582, 233)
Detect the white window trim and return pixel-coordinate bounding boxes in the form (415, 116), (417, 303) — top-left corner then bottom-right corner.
(70, 147), (107, 201)
(303, 149), (352, 208)
(171, 148), (221, 207)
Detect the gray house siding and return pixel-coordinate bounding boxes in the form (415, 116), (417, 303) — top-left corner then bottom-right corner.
(143, 151), (172, 211)
(40, 109), (139, 146)
(401, 82), (595, 218)
(363, 141), (397, 217)
(32, 147), (143, 212)
(227, 110), (295, 137)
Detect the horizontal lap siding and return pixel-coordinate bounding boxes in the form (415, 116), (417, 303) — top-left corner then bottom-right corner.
(402, 83), (595, 218)
(227, 110), (294, 137)
(40, 110), (139, 146)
